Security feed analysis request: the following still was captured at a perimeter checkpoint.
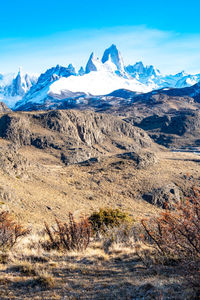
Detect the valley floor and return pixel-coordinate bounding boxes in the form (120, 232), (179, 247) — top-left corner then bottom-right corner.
(0, 242), (193, 300)
(1, 148), (199, 227)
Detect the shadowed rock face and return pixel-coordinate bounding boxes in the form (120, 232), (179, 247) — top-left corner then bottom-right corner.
(0, 110), (155, 165)
(126, 110), (200, 148)
(134, 111), (200, 136)
(0, 114), (31, 146)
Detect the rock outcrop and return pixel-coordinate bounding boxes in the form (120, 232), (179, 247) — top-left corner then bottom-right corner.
(0, 114), (31, 147)
(127, 110), (200, 148)
(116, 151), (158, 169)
(143, 183), (182, 208)
(0, 110), (156, 165)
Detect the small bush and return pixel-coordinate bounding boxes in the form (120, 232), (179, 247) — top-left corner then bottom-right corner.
(43, 213), (91, 251)
(101, 223), (141, 253)
(89, 208), (133, 233)
(141, 196), (200, 261)
(0, 211), (30, 251)
(139, 191), (200, 291)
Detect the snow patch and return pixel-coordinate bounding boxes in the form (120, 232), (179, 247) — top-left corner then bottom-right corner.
(49, 70), (152, 96)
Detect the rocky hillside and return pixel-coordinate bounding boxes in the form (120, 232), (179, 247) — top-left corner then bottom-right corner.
(0, 109), (155, 166)
(7, 83), (200, 150)
(125, 109), (200, 149)
(0, 109), (199, 228)
(0, 109), (158, 225)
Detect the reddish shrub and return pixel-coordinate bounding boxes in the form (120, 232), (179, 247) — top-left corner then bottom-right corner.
(0, 211), (30, 251)
(44, 213), (91, 251)
(140, 191), (200, 291)
(141, 195), (200, 260)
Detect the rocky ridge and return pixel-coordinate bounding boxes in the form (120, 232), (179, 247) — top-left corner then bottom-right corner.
(0, 109), (156, 167)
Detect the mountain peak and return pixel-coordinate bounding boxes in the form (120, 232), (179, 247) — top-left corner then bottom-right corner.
(175, 71), (188, 77)
(132, 62), (145, 73)
(78, 66), (85, 76)
(67, 64), (76, 74)
(10, 69), (34, 97)
(18, 67), (23, 75)
(146, 65), (161, 76)
(109, 44), (118, 51)
(101, 44), (125, 74)
(125, 61), (160, 78)
(85, 52), (102, 74)
(135, 61), (144, 66)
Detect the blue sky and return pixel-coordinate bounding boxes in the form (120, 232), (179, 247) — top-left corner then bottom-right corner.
(1, 0), (200, 74)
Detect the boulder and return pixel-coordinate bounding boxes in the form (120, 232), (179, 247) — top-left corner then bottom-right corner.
(117, 151), (158, 169)
(143, 183), (181, 208)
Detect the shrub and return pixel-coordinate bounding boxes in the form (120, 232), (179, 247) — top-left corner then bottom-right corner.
(43, 213), (91, 251)
(0, 211), (30, 251)
(139, 191), (200, 291)
(101, 223), (141, 253)
(141, 196), (200, 260)
(89, 208), (133, 233)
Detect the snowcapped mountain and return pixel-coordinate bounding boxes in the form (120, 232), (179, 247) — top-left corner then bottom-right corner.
(85, 53), (102, 73)
(9, 70), (34, 97)
(102, 44), (125, 75)
(0, 69), (37, 108)
(1, 44), (200, 111)
(78, 66), (85, 76)
(175, 73), (200, 88)
(125, 61), (160, 79)
(15, 64), (78, 109)
(85, 44), (125, 75)
(124, 63), (200, 91)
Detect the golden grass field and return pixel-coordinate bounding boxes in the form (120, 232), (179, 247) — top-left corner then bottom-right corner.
(0, 145), (199, 227)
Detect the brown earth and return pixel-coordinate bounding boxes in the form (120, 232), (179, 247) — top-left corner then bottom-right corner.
(0, 141), (199, 228)
(0, 109), (199, 299)
(0, 109), (199, 227)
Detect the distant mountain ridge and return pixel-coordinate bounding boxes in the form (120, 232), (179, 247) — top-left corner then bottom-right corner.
(1, 44), (200, 110)
(0, 69), (37, 108)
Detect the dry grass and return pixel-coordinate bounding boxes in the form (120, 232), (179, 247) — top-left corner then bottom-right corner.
(0, 220), (197, 299)
(0, 134), (199, 298)
(10, 261), (38, 276)
(35, 270), (55, 288)
(0, 148), (199, 229)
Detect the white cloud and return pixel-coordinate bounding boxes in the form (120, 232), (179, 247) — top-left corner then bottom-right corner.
(0, 26), (200, 74)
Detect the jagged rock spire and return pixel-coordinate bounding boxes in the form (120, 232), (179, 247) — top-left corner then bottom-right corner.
(85, 52), (101, 74)
(101, 44), (125, 74)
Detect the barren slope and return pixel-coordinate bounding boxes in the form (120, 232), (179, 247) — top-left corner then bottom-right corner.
(0, 109), (199, 227)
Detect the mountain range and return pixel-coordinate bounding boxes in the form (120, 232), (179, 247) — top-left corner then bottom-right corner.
(1, 44), (200, 111)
